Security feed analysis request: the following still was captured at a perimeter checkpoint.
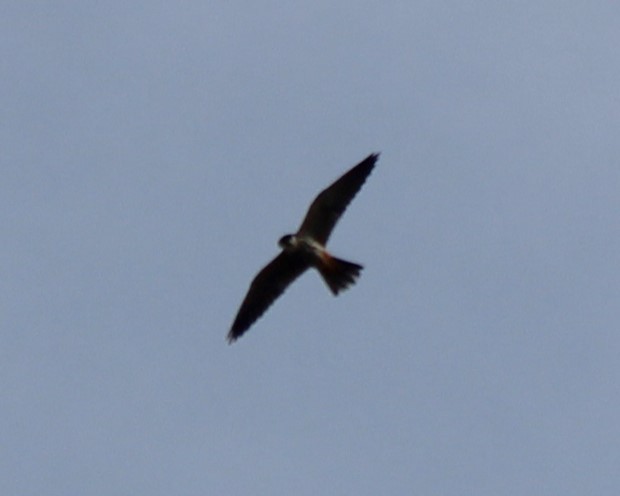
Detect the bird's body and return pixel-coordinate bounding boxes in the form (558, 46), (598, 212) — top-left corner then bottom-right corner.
(228, 153), (379, 342)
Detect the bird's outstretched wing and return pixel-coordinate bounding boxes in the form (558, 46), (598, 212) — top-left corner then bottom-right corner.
(228, 251), (309, 342)
(297, 153), (378, 244)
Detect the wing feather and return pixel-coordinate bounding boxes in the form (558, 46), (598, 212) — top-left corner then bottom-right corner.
(228, 251), (309, 342)
(297, 153), (378, 244)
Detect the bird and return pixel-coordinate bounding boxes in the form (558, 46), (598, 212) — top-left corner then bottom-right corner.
(228, 153), (379, 343)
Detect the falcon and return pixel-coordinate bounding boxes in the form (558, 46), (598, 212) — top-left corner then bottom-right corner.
(228, 153), (379, 343)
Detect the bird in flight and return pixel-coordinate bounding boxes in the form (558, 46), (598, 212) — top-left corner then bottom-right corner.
(228, 153), (379, 343)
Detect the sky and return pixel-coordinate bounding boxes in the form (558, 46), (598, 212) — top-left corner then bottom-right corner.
(2, 2), (619, 495)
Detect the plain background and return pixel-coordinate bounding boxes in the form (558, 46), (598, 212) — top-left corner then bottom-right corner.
(2, 2), (619, 494)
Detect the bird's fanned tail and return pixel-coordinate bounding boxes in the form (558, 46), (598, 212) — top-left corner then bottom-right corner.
(317, 255), (363, 295)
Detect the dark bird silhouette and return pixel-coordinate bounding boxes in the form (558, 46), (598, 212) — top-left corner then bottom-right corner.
(228, 153), (379, 343)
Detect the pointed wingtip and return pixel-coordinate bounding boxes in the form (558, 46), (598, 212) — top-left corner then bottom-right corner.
(226, 329), (239, 344)
(228, 320), (250, 344)
(362, 152), (380, 171)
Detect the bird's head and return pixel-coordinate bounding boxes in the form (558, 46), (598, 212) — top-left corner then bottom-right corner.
(278, 234), (297, 249)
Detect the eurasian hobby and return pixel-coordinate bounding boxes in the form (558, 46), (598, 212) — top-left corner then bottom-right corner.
(228, 153), (379, 342)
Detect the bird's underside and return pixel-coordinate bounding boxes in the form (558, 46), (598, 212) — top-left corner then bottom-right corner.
(228, 153), (379, 343)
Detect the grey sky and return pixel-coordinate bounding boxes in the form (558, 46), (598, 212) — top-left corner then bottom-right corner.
(2, 2), (619, 494)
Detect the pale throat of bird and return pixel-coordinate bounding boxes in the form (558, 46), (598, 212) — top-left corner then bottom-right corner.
(279, 233), (323, 249)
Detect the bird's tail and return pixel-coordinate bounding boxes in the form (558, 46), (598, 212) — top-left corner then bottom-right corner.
(318, 254), (363, 295)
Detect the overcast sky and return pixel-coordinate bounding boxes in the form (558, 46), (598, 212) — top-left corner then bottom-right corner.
(2, 2), (619, 495)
